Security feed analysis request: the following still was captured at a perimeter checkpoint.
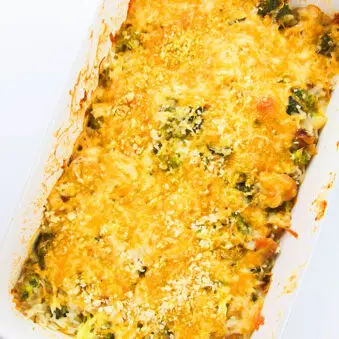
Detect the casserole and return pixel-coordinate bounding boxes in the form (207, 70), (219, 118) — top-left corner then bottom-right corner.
(0, 0), (339, 338)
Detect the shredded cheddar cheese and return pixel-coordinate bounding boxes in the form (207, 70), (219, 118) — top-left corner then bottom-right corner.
(12, 1), (339, 338)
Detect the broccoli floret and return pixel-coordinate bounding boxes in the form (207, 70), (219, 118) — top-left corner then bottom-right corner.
(161, 106), (205, 140)
(166, 154), (183, 170)
(33, 232), (55, 270)
(235, 174), (254, 199)
(251, 293), (259, 302)
(161, 327), (175, 338)
(76, 313), (116, 339)
(160, 118), (185, 140)
(275, 4), (298, 29)
(153, 142), (162, 155)
(162, 98), (178, 113)
(293, 88), (317, 112)
(115, 25), (141, 53)
(98, 68), (111, 88)
(251, 258), (275, 286)
(208, 145), (233, 157)
(236, 182), (253, 194)
(286, 96), (300, 115)
(286, 88), (318, 115)
(154, 139), (184, 171)
(189, 106), (204, 133)
(76, 317), (97, 339)
(17, 273), (41, 302)
(291, 148), (311, 167)
(155, 103), (207, 170)
(316, 33), (336, 57)
(232, 212), (251, 234)
(28, 276), (39, 288)
(20, 284), (33, 301)
(257, 0), (281, 17)
(87, 113), (103, 130)
(54, 305), (68, 319)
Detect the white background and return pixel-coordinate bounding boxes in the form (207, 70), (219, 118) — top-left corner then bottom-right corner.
(0, 1), (338, 338)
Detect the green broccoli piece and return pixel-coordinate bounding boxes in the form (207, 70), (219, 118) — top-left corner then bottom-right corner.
(275, 4), (298, 29)
(291, 148), (311, 167)
(251, 293), (259, 302)
(286, 88), (318, 115)
(189, 106), (205, 133)
(160, 118), (184, 140)
(234, 174), (254, 198)
(87, 113), (103, 130)
(257, 0), (281, 17)
(293, 88), (317, 112)
(154, 141), (184, 171)
(33, 232), (55, 270)
(161, 327), (175, 338)
(98, 68), (111, 88)
(115, 25), (141, 53)
(286, 96), (300, 115)
(54, 305), (68, 319)
(160, 106), (205, 140)
(232, 212), (251, 234)
(17, 274), (41, 302)
(208, 145), (233, 157)
(155, 103), (207, 171)
(20, 284), (33, 301)
(316, 33), (336, 57)
(236, 182), (253, 194)
(153, 142), (162, 155)
(166, 154), (182, 170)
(28, 275), (39, 288)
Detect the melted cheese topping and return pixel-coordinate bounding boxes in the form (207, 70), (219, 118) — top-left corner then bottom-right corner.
(13, 1), (339, 338)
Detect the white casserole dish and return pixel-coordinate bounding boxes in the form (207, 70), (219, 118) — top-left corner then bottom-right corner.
(1, 0), (339, 338)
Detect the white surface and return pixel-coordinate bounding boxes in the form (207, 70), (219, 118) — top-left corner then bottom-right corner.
(0, 1), (338, 338)
(0, 0), (99, 241)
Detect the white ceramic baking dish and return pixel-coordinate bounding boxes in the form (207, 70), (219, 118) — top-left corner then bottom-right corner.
(1, 0), (339, 338)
